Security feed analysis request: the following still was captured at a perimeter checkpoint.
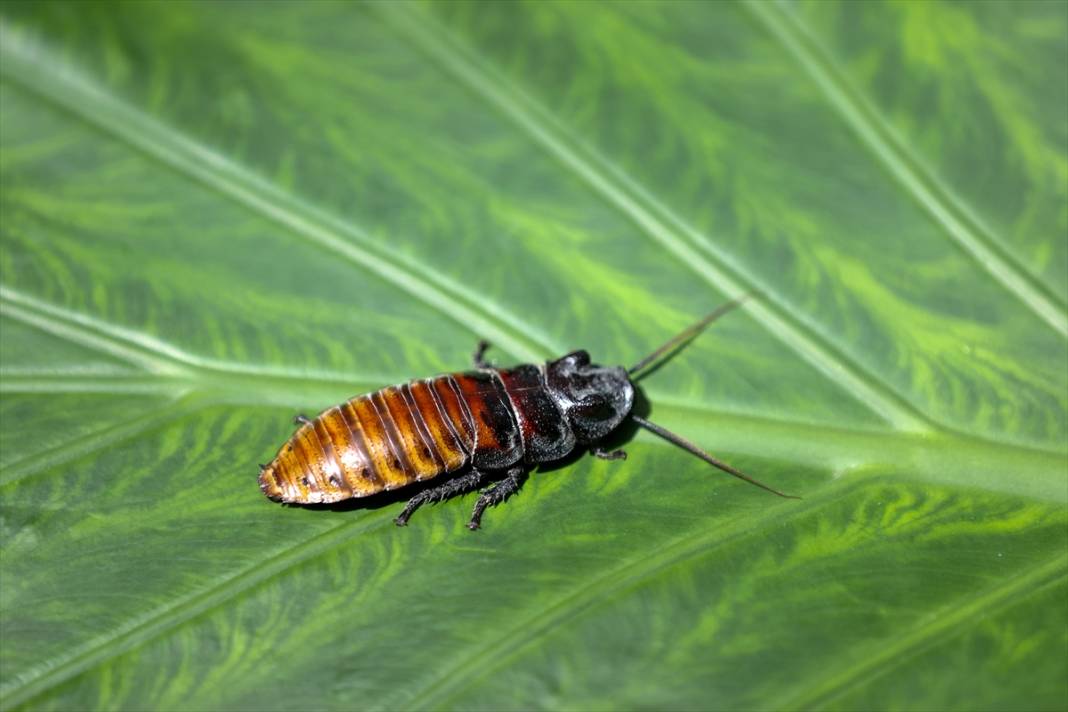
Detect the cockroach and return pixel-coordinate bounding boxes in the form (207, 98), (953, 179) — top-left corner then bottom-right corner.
(258, 296), (797, 530)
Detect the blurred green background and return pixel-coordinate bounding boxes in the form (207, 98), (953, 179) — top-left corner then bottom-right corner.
(1, 1), (1066, 710)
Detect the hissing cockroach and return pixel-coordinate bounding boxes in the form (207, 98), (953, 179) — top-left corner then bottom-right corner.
(258, 296), (797, 530)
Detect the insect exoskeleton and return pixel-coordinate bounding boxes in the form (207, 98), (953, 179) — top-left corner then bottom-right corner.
(259, 296), (797, 530)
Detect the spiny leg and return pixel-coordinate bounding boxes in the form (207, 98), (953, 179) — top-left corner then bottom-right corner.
(468, 466), (527, 531)
(472, 340), (492, 368)
(591, 446), (627, 461)
(394, 469), (486, 527)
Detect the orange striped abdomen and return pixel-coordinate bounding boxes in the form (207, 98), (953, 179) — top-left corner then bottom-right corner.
(259, 372), (521, 504)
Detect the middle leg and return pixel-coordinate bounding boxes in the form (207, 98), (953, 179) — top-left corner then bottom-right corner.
(394, 469), (487, 527)
(472, 340), (492, 368)
(468, 466), (527, 530)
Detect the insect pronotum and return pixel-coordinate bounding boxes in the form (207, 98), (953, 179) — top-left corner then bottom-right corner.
(258, 296), (798, 529)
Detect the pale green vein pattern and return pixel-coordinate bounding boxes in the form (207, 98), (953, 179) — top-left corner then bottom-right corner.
(746, 0), (1068, 337)
(1, 2), (1066, 711)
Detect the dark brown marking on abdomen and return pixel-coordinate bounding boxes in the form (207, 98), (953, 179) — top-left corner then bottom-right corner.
(451, 371), (523, 469)
(311, 415), (348, 493)
(430, 375), (477, 453)
(293, 426), (329, 493)
(339, 402), (382, 490)
(316, 406), (381, 497)
(374, 386), (446, 483)
(266, 423), (335, 503)
(410, 379), (468, 471)
(346, 394), (413, 490)
(399, 383), (448, 470)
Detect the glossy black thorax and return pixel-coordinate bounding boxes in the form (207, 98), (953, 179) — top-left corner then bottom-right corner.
(491, 351), (634, 465)
(544, 350), (635, 444)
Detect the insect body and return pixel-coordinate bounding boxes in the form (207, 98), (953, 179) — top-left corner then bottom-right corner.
(259, 297), (796, 530)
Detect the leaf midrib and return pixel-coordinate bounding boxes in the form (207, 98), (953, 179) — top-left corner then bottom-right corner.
(4, 281), (1063, 493)
(2, 285), (1064, 498)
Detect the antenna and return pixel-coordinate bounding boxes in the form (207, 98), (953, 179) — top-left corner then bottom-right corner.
(628, 294), (751, 379)
(632, 415), (799, 499)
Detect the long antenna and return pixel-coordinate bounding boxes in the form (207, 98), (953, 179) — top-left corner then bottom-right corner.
(632, 415), (799, 499)
(628, 294), (752, 379)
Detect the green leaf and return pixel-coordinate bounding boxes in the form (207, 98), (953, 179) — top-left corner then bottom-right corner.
(1, 1), (1065, 710)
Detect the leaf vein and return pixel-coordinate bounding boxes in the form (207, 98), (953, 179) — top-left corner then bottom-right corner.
(744, 0), (1068, 337)
(776, 551), (1068, 710)
(378, 2), (936, 433)
(0, 395), (199, 488)
(0, 285), (401, 387)
(0, 511), (396, 709)
(0, 27), (556, 364)
(402, 478), (863, 711)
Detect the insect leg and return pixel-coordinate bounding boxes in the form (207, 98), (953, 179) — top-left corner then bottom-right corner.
(294, 414), (312, 425)
(468, 466), (527, 530)
(472, 340), (492, 368)
(591, 447), (627, 461)
(394, 469), (487, 527)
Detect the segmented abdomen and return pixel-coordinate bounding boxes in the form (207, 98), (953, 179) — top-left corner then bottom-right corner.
(259, 372), (525, 504)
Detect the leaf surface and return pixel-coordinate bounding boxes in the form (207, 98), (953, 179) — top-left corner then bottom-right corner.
(1, 2), (1065, 710)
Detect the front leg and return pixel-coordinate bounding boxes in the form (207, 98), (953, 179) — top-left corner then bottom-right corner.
(468, 466), (527, 530)
(394, 469), (487, 527)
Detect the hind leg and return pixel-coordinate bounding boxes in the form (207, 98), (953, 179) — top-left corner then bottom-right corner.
(468, 466), (527, 530)
(394, 469), (487, 527)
